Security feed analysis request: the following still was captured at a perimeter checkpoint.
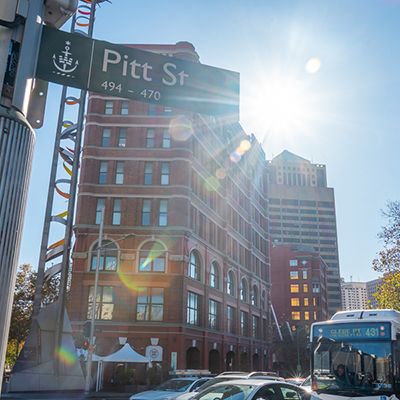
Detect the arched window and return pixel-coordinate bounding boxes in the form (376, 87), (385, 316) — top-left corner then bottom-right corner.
(188, 250), (201, 281)
(138, 241), (166, 272)
(261, 291), (266, 310)
(240, 278), (248, 302)
(227, 271), (235, 296)
(251, 285), (258, 306)
(90, 240), (118, 271)
(210, 261), (220, 289)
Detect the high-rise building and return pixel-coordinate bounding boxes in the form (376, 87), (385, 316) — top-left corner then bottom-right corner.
(366, 278), (382, 308)
(270, 244), (329, 328)
(341, 279), (368, 310)
(268, 150), (341, 315)
(68, 42), (272, 377)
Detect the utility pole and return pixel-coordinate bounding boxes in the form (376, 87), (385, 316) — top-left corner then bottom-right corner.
(84, 206), (105, 393)
(0, 0), (77, 395)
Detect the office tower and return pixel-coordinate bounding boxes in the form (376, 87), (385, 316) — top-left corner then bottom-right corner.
(341, 279), (368, 310)
(268, 150), (341, 315)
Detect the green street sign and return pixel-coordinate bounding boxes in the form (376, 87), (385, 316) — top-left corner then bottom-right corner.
(36, 26), (240, 116)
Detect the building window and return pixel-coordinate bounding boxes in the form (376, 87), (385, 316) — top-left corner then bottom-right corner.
(313, 298), (317, 306)
(302, 270), (308, 279)
(314, 311), (317, 320)
(162, 130), (171, 148)
(99, 161), (108, 184)
(188, 250), (201, 281)
(251, 286), (258, 306)
(240, 278), (248, 302)
(160, 162), (170, 185)
(120, 100), (129, 115)
(136, 288), (164, 321)
(115, 161), (124, 184)
(304, 311), (310, 320)
(227, 271), (235, 296)
(146, 129), (155, 148)
(227, 306), (235, 333)
(209, 261), (219, 289)
(261, 291), (266, 310)
(290, 284), (299, 293)
(208, 299), (219, 330)
(90, 240), (118, 271)
(252, 315), (259, 338)
(304, 298), (309, 306)
(290, 271), (299, 280)
(148, 104), (157, 115)
(138, 241), (166, 272)
(158, 200), (168, 226)
(104, 100), (113, 115)
(101, 128), (111, 147)
(312, 283), (320, 293)
(112, 199), (121, 225)
(292, 311), (301, 321)
(240, 310), (248, 336)
(303, 284), (309, 293)
(141, 199), (151, 226)
(144, 162), (153, 185)
(118, 128), (126, 147)
(95, 198), (105, 224)
(164, 106), (172, 114)
(87, 286), (114, 320)
(187, 292), (199, 325)
(289, 259), (298, 267)
(291, 298), (300, 307)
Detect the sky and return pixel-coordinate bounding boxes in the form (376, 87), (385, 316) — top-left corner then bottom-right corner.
(19, 0), (400, 283)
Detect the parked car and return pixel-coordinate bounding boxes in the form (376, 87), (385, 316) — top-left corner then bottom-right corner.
(129, 377), (212, 400)
(285, 377), (305, 386)
(190, 379), (312, 400)
(300, 376), (312, 393)
(175, 372), (284, 400)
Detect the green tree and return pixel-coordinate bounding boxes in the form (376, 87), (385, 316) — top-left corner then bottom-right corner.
(5, 264), (59, 369)
(372, 201), (400, 309)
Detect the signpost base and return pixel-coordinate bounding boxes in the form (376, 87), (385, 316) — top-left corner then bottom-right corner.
(8, 301), (85, 392)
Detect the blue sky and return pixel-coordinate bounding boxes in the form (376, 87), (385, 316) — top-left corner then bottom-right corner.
(19, 0), (400, 282)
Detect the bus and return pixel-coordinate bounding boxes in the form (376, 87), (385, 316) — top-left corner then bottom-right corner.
(309, 309), (400, 399)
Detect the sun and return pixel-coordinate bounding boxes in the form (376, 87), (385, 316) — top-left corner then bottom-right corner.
(241, 69), (321, 147)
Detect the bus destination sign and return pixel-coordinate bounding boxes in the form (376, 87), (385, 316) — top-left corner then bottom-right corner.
(313, 322), (391, 341)
(36, 26), (240, 117)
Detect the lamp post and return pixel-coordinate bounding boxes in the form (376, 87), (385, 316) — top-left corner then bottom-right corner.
(84, 205), (105, 393)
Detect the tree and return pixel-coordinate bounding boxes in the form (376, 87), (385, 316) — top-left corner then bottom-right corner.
(5, 264), (59, 369)
(373, 272), (400, 310)
(372, 201), (400, 310)
(373, 200), (400, 273)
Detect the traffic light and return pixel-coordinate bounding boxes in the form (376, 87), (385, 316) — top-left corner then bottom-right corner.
(83, 321), (91, 338)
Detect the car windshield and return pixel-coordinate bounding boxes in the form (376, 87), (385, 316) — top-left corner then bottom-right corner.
(194, 378), (235, 392)
(313, 339), (393, 396)
(156, 379), (195, 392)
(193, 384), (256, 400)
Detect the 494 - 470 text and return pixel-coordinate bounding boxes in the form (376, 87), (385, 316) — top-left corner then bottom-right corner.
(101, 81), (161, 101)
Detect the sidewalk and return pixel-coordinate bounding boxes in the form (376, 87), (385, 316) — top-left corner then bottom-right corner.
(2, 391), (130, 400)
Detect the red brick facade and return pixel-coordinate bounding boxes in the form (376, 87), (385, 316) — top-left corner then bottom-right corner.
(270, 244), (328, 330)
(68, 42), (271, 377)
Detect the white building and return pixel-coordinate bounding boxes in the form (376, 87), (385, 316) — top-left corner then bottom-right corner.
(341, 280), (368, 310)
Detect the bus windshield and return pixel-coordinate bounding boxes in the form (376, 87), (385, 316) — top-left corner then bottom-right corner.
(312, 338), (393, 396)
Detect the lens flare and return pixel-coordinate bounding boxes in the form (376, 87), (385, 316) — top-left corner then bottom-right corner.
(169, 116), (193, 141)
(305, 57), (321, 74)
(205, 176), (220, 192)
(216, 168), (226, 180)
(239, 140), (251, 152)
(56, 345), (77, 365)
(230, 151), (241, 163)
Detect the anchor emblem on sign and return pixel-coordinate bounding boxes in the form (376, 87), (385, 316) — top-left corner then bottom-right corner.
(52, 40), (79, 77)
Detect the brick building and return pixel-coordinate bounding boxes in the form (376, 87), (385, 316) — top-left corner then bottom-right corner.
(270, 244), (329, 329)
(68, 42), (272, 376)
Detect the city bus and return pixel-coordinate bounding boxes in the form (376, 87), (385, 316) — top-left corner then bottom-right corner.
(309, 309), (400, 399)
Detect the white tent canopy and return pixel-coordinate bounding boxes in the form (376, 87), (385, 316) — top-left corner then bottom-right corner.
(93, 343), (150, 363)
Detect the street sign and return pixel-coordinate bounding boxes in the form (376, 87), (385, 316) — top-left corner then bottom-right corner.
(36, 26), (240, 116)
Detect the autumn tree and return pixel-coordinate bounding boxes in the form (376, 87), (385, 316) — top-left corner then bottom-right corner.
(6, 264), (59, 369)
(372, 201), (400, 309)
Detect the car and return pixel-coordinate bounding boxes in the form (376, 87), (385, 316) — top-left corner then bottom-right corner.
(189, 379), (313, 400)
(129, 377), (212, 400)
(175, 374), (289, 400)
(300, 376), (312, 393)
(284, 378), (305, 386)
